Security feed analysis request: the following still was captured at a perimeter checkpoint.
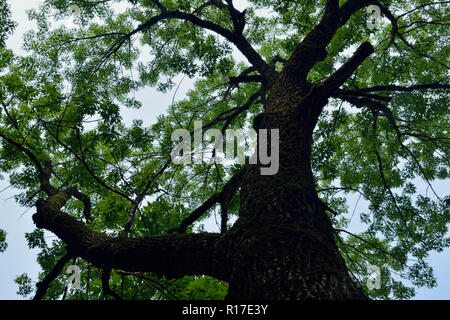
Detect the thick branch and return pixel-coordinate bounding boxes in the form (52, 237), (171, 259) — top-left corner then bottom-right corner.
(321, 42), (375, 94)
(224, 0), (247, 34)
(276, 0), (393, 91)
(276, 4), (340, 90)
(32, 193), (229, 280)
(304, 42), (374, 121)
(129, 10), (272, 80)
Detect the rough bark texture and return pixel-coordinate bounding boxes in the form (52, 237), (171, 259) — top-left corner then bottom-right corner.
(222, 84), (367, 300)
(217, 24), (372, 299)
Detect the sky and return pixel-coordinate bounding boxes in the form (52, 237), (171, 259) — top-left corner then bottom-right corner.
(0, 0), (449, 300)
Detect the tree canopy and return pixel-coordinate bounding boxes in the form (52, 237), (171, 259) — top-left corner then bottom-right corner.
(0, 0), (449, 300)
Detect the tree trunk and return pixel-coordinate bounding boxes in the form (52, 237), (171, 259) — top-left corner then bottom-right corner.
(31, 38), (373, 301)
(223, 84), (368, 300)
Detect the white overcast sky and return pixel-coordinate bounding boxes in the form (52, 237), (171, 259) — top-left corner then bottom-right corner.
(0, 0), (449, 300)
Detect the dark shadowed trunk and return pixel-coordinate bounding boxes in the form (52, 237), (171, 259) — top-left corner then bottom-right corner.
(222, 75), (368, 299)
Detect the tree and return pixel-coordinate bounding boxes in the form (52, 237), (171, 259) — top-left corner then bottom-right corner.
(0, 0), (15, 258)
(0, 0), (15, 48)
(1, 0), (449, 300)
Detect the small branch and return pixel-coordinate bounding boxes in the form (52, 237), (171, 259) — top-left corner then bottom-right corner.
(38, 118), (132, 201)
(335, 229), (408, 267)
(334, 89), (392, 103)
(220, 202), (229, 233)
(397, 1), (450, 19)
(101, 268), (123, 300)
(168, 168), (245, 234)
(323, 204), (339, 216)
(1, 100), (19, 130)
(118, 271), (180, 300)
(122, 86), (263, 235)
(65, 187), (92, 223)
(202, 86), (267, 132)
(33, 252), (73, 300)
(320, 42), (375, 94)
(112, 10), (272, 80)
(397, 32), (449, 69)
(370, 114), (418, 241)
(151, 0), (167, 12)
(333, 95), (388, 111)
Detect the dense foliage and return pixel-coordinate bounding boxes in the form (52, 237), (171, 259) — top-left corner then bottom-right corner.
(0, 0), (448, 300)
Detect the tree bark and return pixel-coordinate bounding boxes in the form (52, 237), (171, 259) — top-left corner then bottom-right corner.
(221, 70), (368, 300)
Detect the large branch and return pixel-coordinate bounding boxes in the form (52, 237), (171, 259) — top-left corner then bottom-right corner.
(32, 192), (230, 281)
(304, 42), (374, 121)
(224, 0), (247, 34)
(275, 4), (341, 91)
(127, 10), (273, 81)
(321, 42), (375, 94)
(276, 0), (395, 92)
